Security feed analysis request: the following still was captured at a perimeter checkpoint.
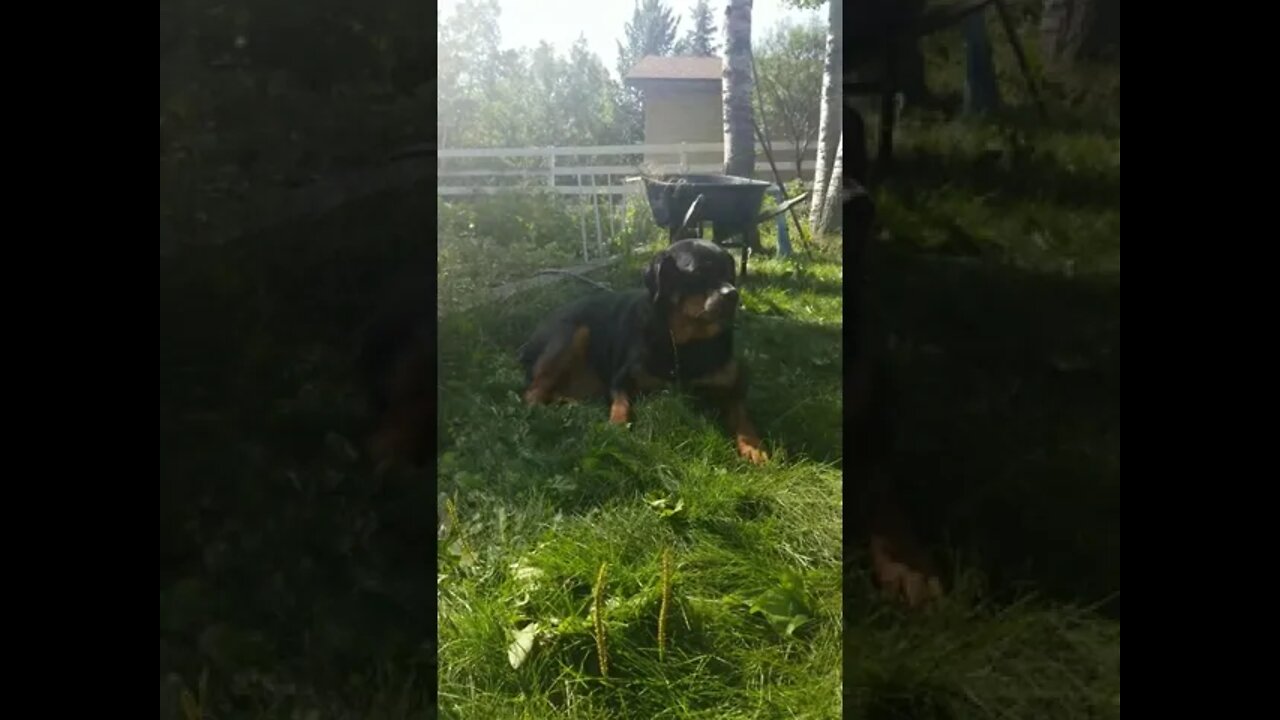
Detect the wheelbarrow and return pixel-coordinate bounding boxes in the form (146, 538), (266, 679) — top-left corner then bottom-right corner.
(629, 173), (808, 277)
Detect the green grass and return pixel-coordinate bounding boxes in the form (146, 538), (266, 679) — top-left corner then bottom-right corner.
(837, 28), (1120, 719)
(160, 188), (439, 719)
(432, 30), (1121, 718)
(160, 23), (1119, 717)
(436, 244), (846, 718)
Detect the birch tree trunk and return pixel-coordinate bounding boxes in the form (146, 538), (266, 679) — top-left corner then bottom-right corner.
(807, 0), (841, 235)
(817, 129), (843, 234)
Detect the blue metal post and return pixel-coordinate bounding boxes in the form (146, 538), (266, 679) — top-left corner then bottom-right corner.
(964, 10), (1000, 115)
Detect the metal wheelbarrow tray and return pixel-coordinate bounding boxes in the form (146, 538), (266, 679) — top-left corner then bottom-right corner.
(635, 173), (782, 276)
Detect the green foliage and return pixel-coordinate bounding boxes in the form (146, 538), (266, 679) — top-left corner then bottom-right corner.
(869, 12), (1121, 274)
(615, 194), (664, 251)
(755, 19), (826, 176)
(159, 6), (1118, 716)
(436, 191), (662, 313)
(615, 0), (684, 143)
(439, 0), (626, 148)
(676, 0), (719, 56)
(161, 185), (447, 717)
(433, 15), (1120, 717)
(437, 249), (847, 717)
(780, 0), (828, 9)
(616, 0), (682, 77)
(159, 0), (431, 250)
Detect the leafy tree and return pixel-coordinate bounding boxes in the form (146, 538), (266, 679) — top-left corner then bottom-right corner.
(755, 20), (825, 179)
(676, 0), (719, 56)
(159, 0), (433, 248)
(616, 0), (681, 77)
(438, 4), (624, 149)
(615, 0), (682, 142)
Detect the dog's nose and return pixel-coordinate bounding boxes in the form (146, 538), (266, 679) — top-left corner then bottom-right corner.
(718, 284), (738, 308)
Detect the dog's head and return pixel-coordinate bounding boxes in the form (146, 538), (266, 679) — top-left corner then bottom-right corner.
(643, 239), (738, 341)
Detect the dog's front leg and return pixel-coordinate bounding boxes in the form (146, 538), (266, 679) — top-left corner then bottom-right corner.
(724, 396), (768, 464)
(608, 389), (633, 425)
(693, 361), (769, 465)
(608, 363), (642, 425)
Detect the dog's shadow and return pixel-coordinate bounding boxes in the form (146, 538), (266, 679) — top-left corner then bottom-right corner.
(874, 245), (1120, 614)
(735, 313), (845, 467)
(741, 240), (1119, 614)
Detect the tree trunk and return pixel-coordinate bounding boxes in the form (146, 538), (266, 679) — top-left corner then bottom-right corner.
(817, 129), (843, 234)
(1040, 0), (1097, 75)
(807, 0), (842, 236)
(722, 0), (756, 178)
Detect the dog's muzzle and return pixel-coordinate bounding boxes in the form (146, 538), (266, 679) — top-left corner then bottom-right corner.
(705, 283), (739, 316)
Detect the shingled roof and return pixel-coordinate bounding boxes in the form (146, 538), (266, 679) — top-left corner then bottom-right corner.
(624, 56), (723, 83)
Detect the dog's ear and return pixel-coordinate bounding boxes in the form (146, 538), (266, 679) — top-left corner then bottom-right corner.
(644, 253), (679, 303)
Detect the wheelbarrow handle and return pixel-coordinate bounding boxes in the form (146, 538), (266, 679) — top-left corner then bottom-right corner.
(754, 191), (810, 225)
(680, 194), (707, 235)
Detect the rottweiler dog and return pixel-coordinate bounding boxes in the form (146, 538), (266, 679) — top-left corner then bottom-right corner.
(844, 99), (943, 608)
(518, 239), (768, 464)
(359, 259), (436, 470)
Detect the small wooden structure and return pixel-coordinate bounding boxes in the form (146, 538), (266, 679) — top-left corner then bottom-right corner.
(624, 56), (728, 171)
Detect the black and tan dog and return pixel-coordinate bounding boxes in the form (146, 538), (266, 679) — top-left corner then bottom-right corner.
(359, 259), (436, 470)
(518, 239), (768, 464)
(844, 95), (943, 607)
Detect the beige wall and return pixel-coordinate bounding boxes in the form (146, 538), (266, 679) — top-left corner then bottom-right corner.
(638, 82), (724, 171)
(635, 80), (814, 183)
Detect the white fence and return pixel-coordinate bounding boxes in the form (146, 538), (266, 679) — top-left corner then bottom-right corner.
(437, 141), (815, 196)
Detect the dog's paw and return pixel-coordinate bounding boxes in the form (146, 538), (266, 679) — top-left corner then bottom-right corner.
(737, 438), (769, 465)
(870, 533), (943, 609)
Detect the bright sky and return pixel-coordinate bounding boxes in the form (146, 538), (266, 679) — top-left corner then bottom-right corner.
(438, 0), (825, 79)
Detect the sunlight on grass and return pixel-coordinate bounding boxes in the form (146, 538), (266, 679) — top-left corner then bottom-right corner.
(162, 17), (1118, 716)
(437, 241), (846, 718)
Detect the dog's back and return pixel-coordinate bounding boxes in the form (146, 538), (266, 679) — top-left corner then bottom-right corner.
(842, 102), (943, 605)
(517, 289), (650, 383)
(844, 92), (887, 467)
(359, 259), (435, 467)
(846, 189), (894, 505)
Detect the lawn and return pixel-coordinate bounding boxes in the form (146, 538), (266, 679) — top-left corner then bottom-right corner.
(839, 21), (1120, 718)
(436, 244), (847, 718)
(434, 23), (1120, 717)
(159, 17), (1119, 719)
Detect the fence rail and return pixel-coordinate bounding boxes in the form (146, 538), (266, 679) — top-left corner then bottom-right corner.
(434, 139), (816, 262)
(436, 140), (815, 196)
